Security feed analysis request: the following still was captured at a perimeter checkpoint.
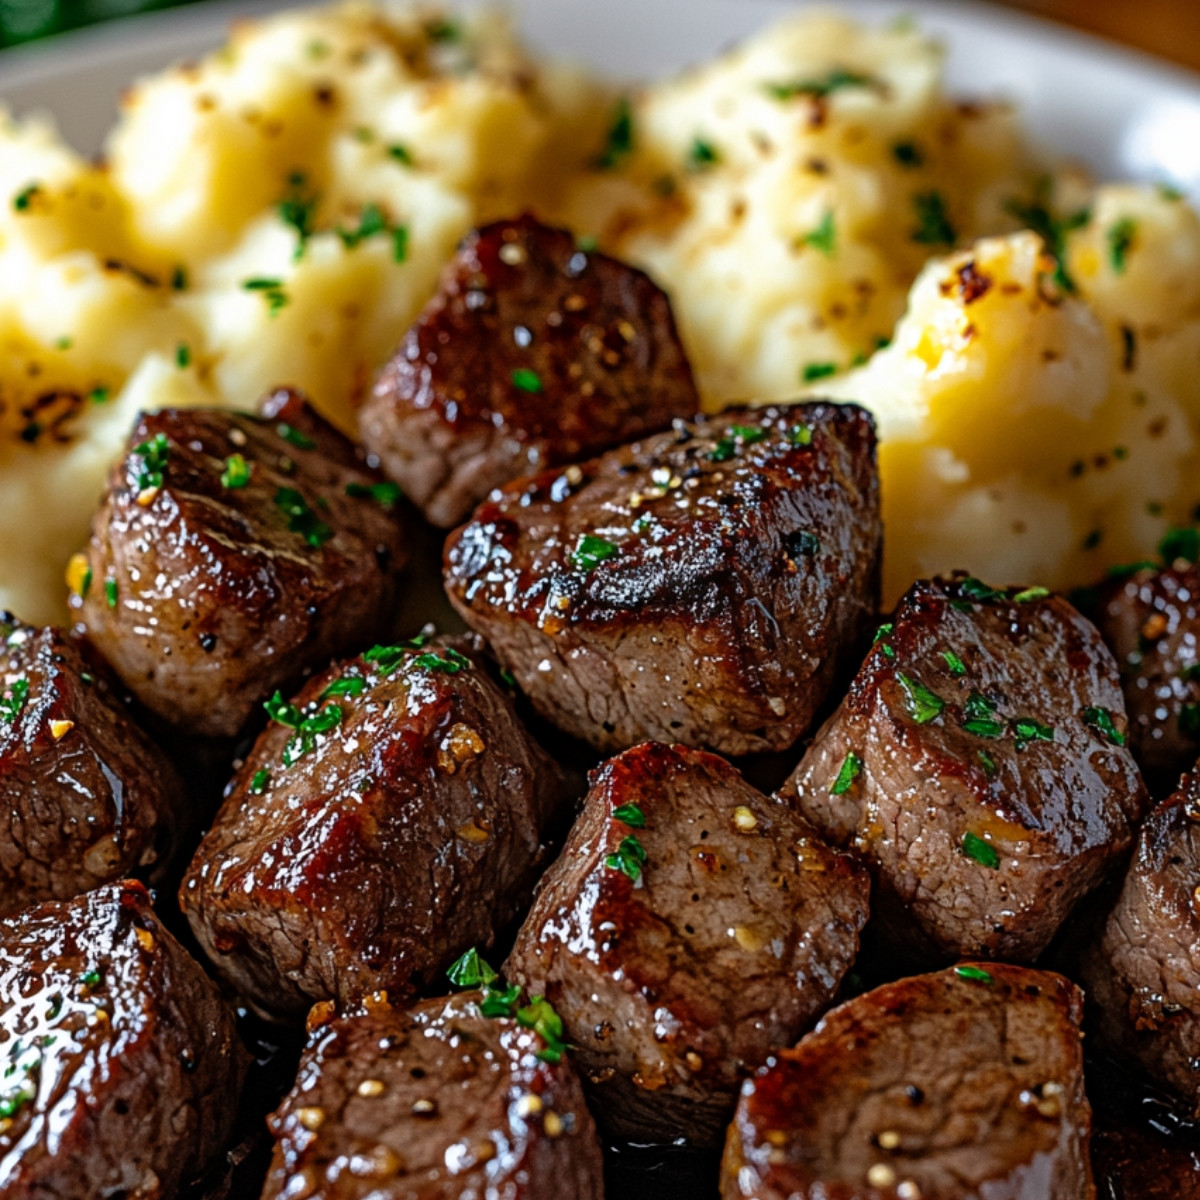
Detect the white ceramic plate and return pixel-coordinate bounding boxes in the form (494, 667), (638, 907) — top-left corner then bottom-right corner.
(2, 0), (1200, 192)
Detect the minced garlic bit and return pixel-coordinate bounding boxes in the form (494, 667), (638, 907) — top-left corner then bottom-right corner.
(295, 1106), (326, 1131)
(731, 806), (759, 833)
(134, 927), (156, 953)
(356, 1078), (386, 1098)
(49, 719), (75, 740)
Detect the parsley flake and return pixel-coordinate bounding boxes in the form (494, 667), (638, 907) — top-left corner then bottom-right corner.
(0, 678), (29, 724)
(605, 834), (647, 883)
(941, 650), (967, 677)
(264, 691), (344, 766)
(516, 996), (569, 1064)
(831, 752), (863, 795)
(801, 209), (836, 256)
(105, 578), (119, 609)
(1003, 195), (1090, 293)
(955, 965), (993, 984)
(277, 171), (318, 259)
(802, 362), (837, 383)
(764, 68), (876, 101)
(1107, 217), (1137, 274)
(274, 488), (333, 547)
(249, 769), (270, 795)
(897, 673), (944, 724)
(221, 454), (251, 489)
(573, 534), (618, 572)
(1083, 706), (1126, 746)
(1013, 718), (1055, 749)
(447, 947), (498, 989)
(346, 480), (402, 507)
(612, 803), (646, 828)
(912, 191), (956, 246)
(412, 648), (471, 674)
(1159, 526), (1199, 565)
(961, 831), (1000, 869)
(596, 97), (634, 170)
(132, 432), (170, 492)
(511, 368), (543, 393)
(321, 676), (366, 700)
(277, 423), (316, 450)
(788, 424), (813, 446)
(688, 137), (720, 171)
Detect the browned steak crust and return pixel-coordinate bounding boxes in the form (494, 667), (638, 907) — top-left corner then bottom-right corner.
(361, 212), (699, 527)
(72, 389), (408, 739)
(781, 575), (1149, 963)
(721, 963), (1095, 1200)
(181, 635), (567, 1023)
(0, 881), (247, 1200)
(444, 402), (880, 756)
(507, 741), (870, 1147)
(0, 616), (181, 915)
(261, 991), (605, 1200)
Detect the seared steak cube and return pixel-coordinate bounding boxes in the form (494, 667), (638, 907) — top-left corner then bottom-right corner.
(361, 213), (699, 528)
(721, 963), (1095, 1200)
(444, 403), (880, 757)
(1078, 771), (1200, 1115)
(0, 881), (247, 1199)
(181, 635), (567, 1023)
(262, 991), (604, 1200)
(1092, 562), (1200, 784)
(507, 742), (869, 1147)
(0, 616), (181, 915)
(71, 389), (408, 739)
(781, 575), (1149, 963)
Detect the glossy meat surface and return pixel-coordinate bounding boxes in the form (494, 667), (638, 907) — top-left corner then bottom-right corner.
(262, 991), (605, 1200)
(0, 616), (181, 915)
(1079, 771), (1200, 1114)
(1092, 563), (1200, 783)
(721, 964), (1095, 1200)
(73, 390), (408, 738)
(445, 402), (880, 756)
(506, 742), (870, 1147)
(181, 635), (567, 1023)
(0, 881), (247, 1200)
(361, 213), (699, 527)
(781, 575), (1149, 963)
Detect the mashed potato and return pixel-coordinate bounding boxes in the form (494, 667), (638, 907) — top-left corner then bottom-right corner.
(0, 3), (1197, 622)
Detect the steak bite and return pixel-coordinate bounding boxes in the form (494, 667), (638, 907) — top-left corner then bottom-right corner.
(361, 212), (699, 528)
(1078, 771), (1200, 1115)
(0, 881), (247, 1200)
(0, 615), (181, 915)
(444, 402), (880, 757)
(780, 575), (1150, 963)
(261, 990), (605, 1200)
(181, 635), (567, 1024)
(505, 741), (870, 1148)
(721, 963), (1095, 1200)
(1091, 561), (1200, 784)
(71, 389), (408, 739)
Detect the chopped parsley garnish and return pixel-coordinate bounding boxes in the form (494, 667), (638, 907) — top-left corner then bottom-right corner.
(171, 266), (188, 291)
(912, 191), (956, 246)
(941, 650), (967, 677)
(175, 343), (191, 369)
(961, 831), (1000, 869)
(605, 834), (647, 883)
(1003, 194), (1090, 293)
(831, 752), (863, 795)
(479, 983), (523, 1019)
(516, 996), (568, 1065)
(249, 769), (270, 795)
(275, 488), (333, 547)
(964, 717), (1005, 739)
(105, 578), (119, 609)
(764, 68), (876, 101)
(90, 386), (110, 405)
(447, 947), (498, 989)
(800, 210), (836, 256)
(1012, 586), (1049, 603)
(802, 361), (837, 383)
(1013, 718), (1055, 749)
(896, 673), (944, 724)
(1083, 706), (1126, 746)
(12, 183), (40, 212)
(388, 144), (414, 165)
(79, 968), (103, 990)
(425, 17), (461, 42)
(221, 454), (251, 489)
(264, 691), (344, 767)
(0, 678), (29, 724)
(346, 480), (402, 507)
(511, 368), (543, 393)
(337, 202), (388, 249)
(612, 803), (646, 828)
(276, 423), (316, 450)
(0, 1079), (36, 1119)
(392, 225), (409, 263)
(1107, 217), (1137, 273)
(361, 638), (433, 676)
(687, 137), (720, 171)
(243, 277), (289, 316)
(788, 424), (813, 446)
(132, 432), (170, 492)
(964, 692), (997, 721)
(892, 141), (923, 168)
(873, 623), (894, 645)
(321, 676), (366, 700)
(710, 424), (766, 462)
(957, 577), (1006, 603)
(1159, 526), (1199, 565)
(954, 965), (993, 984)
(596, 96), (634, 170)
(977, 749), (998, 777)
(572, 534), (618, 572)
(412, 648), (471, 674)
(277, 171), (318, 259)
